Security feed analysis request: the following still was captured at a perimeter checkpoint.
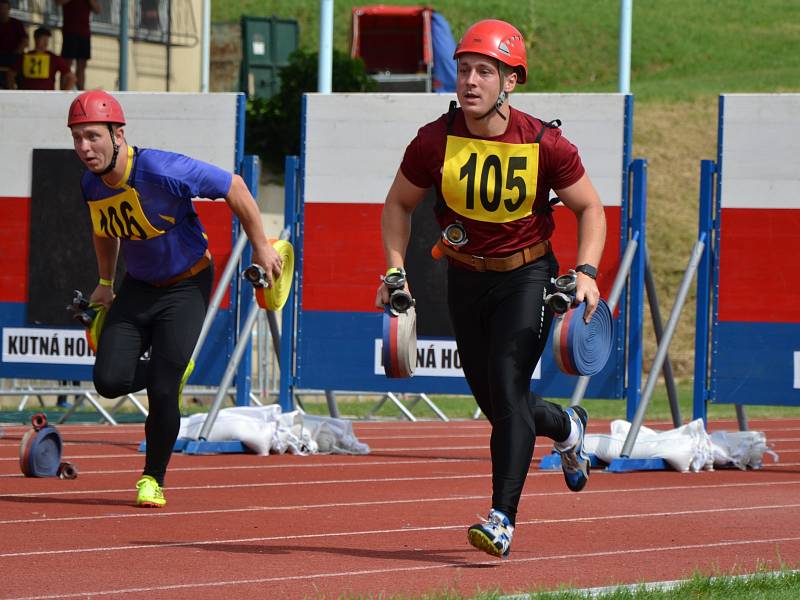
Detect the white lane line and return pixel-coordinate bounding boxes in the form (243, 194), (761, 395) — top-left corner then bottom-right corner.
(0, 494), (493, 525)
(3, 430), (798, 448)
(351, 422), (490, 429)
(0, 473), (492, 498)
(5, 535), (800, 600)
(349, 445), (488, 451)
(356, 433), (486, 440)
(0, 424), (144, 429)
(0, 454), (138, 463)
(1, 479), (798, 523)
(0, 453), (797, 478)
(3, 420), (799, 430)
(1, 451), (797, 475)
(0, 457), (483, 478)
(2, 453), (794, 479)
(0, 445), (489, 462)
(3, 501), (800, 558)
(2, 430), (490, 441)
(50, 427), (800, 439)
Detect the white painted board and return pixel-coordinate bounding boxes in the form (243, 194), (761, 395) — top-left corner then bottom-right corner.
(303, 93), (628, 206)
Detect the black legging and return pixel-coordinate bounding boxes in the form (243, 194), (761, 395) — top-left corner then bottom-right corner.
(447, 253), (570, 524)
(93, 266), (213, 485)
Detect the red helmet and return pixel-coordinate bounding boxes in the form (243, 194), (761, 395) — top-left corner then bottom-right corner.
(454, 19), (527, 83)
(67, 90), (126, 127)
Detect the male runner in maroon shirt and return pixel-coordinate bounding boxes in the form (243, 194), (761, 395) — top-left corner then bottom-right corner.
(377, 19), (606, 559)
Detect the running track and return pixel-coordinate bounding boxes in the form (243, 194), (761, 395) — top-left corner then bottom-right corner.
(1, 416), (799, 599)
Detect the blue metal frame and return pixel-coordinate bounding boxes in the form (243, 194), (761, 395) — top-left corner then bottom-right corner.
(692, 159), (717, 424)
(616, 94), (635, 400)
(294, 95), (309, 401)
(234, 154), (259, 406)
(625, 158), (647, 422)
(279, 155), (301, 411)
(226, 93), (248, 405)
(710, 95), (725, 406)
(234, 93), (246, 170)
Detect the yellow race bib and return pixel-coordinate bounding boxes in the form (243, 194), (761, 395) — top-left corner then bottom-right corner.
(89, 187), (165, 240)
(22, 53), (50, 79)
(441, 135), (539, 223)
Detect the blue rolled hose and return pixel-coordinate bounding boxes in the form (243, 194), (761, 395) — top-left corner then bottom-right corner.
(553, 299), (614, 377)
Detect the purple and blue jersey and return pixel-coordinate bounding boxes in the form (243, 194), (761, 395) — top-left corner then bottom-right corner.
(80, 146), (232, 284)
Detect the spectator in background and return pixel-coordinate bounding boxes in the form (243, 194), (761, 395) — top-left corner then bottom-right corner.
(56, 0), (100, 90)
(6, 26), (75, 90)
(0, 0), (28, 89)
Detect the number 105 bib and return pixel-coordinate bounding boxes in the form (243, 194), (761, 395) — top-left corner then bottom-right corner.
(441, 135), (539, 224)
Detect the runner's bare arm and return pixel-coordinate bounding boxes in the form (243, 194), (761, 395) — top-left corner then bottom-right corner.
(556, 173), (606, 321)
(224, 173), (281, 286)
(377, 168), (426, 307)
(89, 234), (119, 308)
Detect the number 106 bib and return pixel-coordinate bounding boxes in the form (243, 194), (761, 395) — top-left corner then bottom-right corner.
(441, 135), (539, 223)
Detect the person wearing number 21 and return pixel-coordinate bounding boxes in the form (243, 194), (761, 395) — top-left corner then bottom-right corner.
(6, 27), (75, 90)
(67, 90), (282, 508)
(376, 19), (606, 558)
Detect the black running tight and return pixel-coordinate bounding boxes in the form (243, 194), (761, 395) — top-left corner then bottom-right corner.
(447, 255), (571, 524)
(93, 266), (212, 485)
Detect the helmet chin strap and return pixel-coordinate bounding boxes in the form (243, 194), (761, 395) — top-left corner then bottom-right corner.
(478, 61), (509, 121)
(99, 124), (120, 176)
(478, 89), (508, 121)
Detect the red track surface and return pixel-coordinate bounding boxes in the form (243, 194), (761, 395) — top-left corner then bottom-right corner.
(1, 416), (799, 599)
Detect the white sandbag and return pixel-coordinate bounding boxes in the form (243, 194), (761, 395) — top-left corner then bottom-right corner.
(274, 410), (318, 455)
(178, 411), (274, 455)
(177, 405), (370, 456)
(302, 414), (371, 455)
(710, 430), (779, 469)
(584, 418), (714, 472)
(582, 433), (624, 462)
(220, 406), (312, 454)
(221, 405), (283, 423)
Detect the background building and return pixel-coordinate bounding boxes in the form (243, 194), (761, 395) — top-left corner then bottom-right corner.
(7, 0), (202, 91)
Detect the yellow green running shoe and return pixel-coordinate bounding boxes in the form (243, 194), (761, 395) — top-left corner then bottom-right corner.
(179, 359), (194, 411)
(135, 475), (166, 508)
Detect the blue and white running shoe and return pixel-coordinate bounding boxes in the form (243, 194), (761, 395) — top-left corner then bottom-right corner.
(467, 508), (514, 558)
(556, 405), (590, 492)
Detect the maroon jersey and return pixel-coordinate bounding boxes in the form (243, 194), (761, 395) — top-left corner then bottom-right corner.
(0, 16), (27, 55)
(400, 105), (585, 257)
(62, 0), (92, 37)
(16, 50), (71, 90)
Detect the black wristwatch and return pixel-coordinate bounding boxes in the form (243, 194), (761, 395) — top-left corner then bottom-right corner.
(574, 264), (598, 279)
